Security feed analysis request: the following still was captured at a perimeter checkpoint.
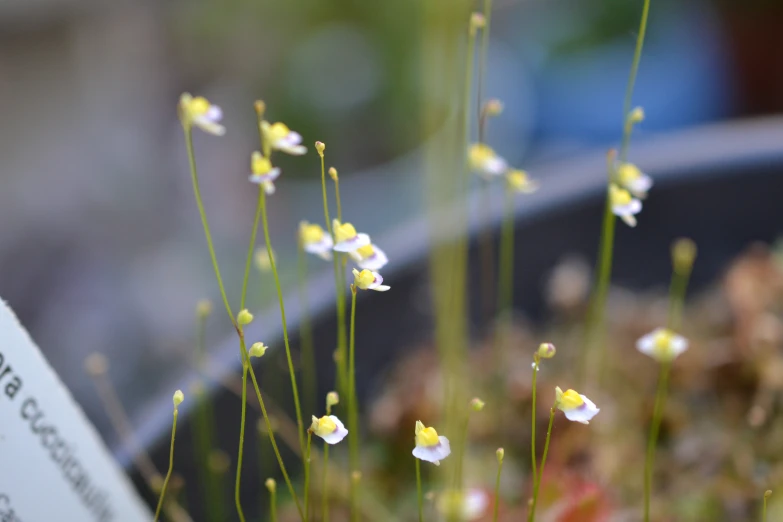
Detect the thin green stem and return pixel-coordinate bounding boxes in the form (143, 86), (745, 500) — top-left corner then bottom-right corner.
(477, 0), (493, 143)
(298, 242), (317, 420)
(643, 362), (670, 522)
(270, 486), (278, 522)
(620, 0), (652, 162)
(668, 265), (692, 332)
(496, 186), (515, 366)
(530, 355), (539, 487)
(451, 411), (472, 515)
(304, 430), (313, 521)
(334, 178), (342, 223)
(493, 455), (503, 522)
(528, 406), (555, 522)
(416, 458), (423, 522)
(763, 491), (771, 522)
(245, 362), (305, 520)
(260, 191), (305, 454)
(240, 186), (264, 311)
(348, 288), (359, 522)
(322, 443), (330, 522)
(182, 126), (235, 328)
(234, 349), (249, 522)
(154, 408), (179, 521)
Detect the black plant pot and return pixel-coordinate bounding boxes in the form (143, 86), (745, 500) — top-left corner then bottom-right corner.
(131, 117), (783, 520)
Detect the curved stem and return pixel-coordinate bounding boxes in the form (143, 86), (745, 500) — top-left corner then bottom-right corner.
(643, 362), (670, 522)
(154, 408), (179, 521)
(234, 348), (249, 522)
(245, 362), (305, 520)
(260, 191), (305, 454)
(240, 186), (264, 311)
(322, 444), (330, 522)
(182, 126), (235, 328)
(416, 458), (423, 522)
(492, 455), (503, 522)
(530, 357), (539, 487)
(528, 406), (555, 522)
(620, 0), (652, 162)
(298, 242), (317, 419)
(304, 430), (313, 521)
(496, 186), (515, 370)
(348, 288), (359, 522)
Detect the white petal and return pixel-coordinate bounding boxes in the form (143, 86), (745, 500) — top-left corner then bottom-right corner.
(263, 181), (276, 195)
(205, 105), (223, 122)
(636, 329), (661, 358)
(357, 246), (388, 270)
(372, 285), (391, 292)
(620, 213), (637, 227)
(367, 271), (384, 289)
(412, 436), (451, 465)
(248, 167), (281, 185)
(563, 395), (600, 424)
(278, 143), (307, 156)
(463, 489), (490, 520)
(670, 334), (689, 358)
(627, 174), (653, 197)
(194, 117), (226, 136)
(304, 236), (334, 258)
(484, 156), (508, 176)
(319, 416), (348, 445)
(333, 233), (371, 253)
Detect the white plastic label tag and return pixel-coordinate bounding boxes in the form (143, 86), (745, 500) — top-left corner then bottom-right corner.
(0, 299), (151, 522)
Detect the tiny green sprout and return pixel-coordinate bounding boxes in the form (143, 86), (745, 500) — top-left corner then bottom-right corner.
(237, 309), (254, 326)
(765, 490), (773, 499)
(764, 490), (772, 522)
(537, 342), (556, 359)
(629, 106), (645, 124)
(470, 398), (486, 411)
(672, 237), (697, 275)
(328, 166), (338, 181)
(315, 141), (325, 157)
(196, 299), (212, 318)
(470, 12), (486, 33)
(484, 99), (504, 117)
(265, 478), (277, 493)
(326, 391), (340, 409)
(172, 390), (184, 408)
(496, 447), (504, 463)
(249, 342), (268, 358)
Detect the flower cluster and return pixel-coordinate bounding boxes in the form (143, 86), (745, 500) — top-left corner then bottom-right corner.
(609, 107), (653, 227)
(248, 113), (307, 194)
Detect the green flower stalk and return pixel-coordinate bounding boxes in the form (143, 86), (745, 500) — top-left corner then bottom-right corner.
(493, 448), (504, 522)
(348, 284), (359, 521)
(763, 490), (772, 522)
(322, 391), (339, 522)
(154, 391), (183, 522)
(416, 458), (424, 522)
(298, 233), (317, 420)
(304, 429), (313, 521)
(640, 239), (696, 522)
(266, 479), (278, 522)
(451, 397), (485, 520)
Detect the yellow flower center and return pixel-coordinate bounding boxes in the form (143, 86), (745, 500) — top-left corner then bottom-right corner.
(559, 389), (584, 410)
(653, 329), (674, 357)
(188, 96), (211, 116)
(312, 416), (337, 437)
(267, 122), (291, 142)
(609, 184), (633, 206)
(507, 169), (530, 190)
(617, 163), (642, 185)
(355, 244), (375, 258)
(354, 269), (375, 289)
(415, 425), (440, 447)
(468, 143), (495, 170)
(251, 153), (274, 175)
(300, 223), (324, 244)
(334, 222), (358, 243)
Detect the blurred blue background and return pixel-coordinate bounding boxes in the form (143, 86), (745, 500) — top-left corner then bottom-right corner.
(0, 0), (781, 442)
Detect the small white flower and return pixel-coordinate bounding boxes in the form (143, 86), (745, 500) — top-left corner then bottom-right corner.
(261, 121), (307, 155)
(179, 93), (226, 136)
(332, 219), (371, 253)
(299, 221), (333, 260)
(636, 327), (689, 363)
(248, 151), (281, 195)
(609, 183), (642, 227)
(506, 169), (539, 194)
(349, 243), (388, 270)
(436, 488), (490, 521)
(412, 420), (451, 465)
(555, 386), (600, 424)
(352, 268), (390, 292)
(617, 162), (653, 198)
(310, 415), (348, 445)
(469, 143), (508, 178)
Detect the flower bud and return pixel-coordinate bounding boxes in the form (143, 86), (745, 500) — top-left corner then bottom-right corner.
(254, 100), (266, 117)
(84, 353), (108, 376)
(537, 342), (556, 359)
(628, 106), (645, 124)
(265, 478), (277, 493)
(315, 141), (325, 157)
(484, 99), (504, 117)
(237, 309), (254, 326)
(329, 167), (338, 181)
(470, 12), (486, 33)
(470, 398), (485, 411)
(496, 447), (505, 463)
(196, 299), (212, 318)
(672, 238), (697, 275)
(326, 391), (340, 408)
(249, 342), (268, 358)
(765, 490), (773, 499)
(173, 390), (184, 407)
